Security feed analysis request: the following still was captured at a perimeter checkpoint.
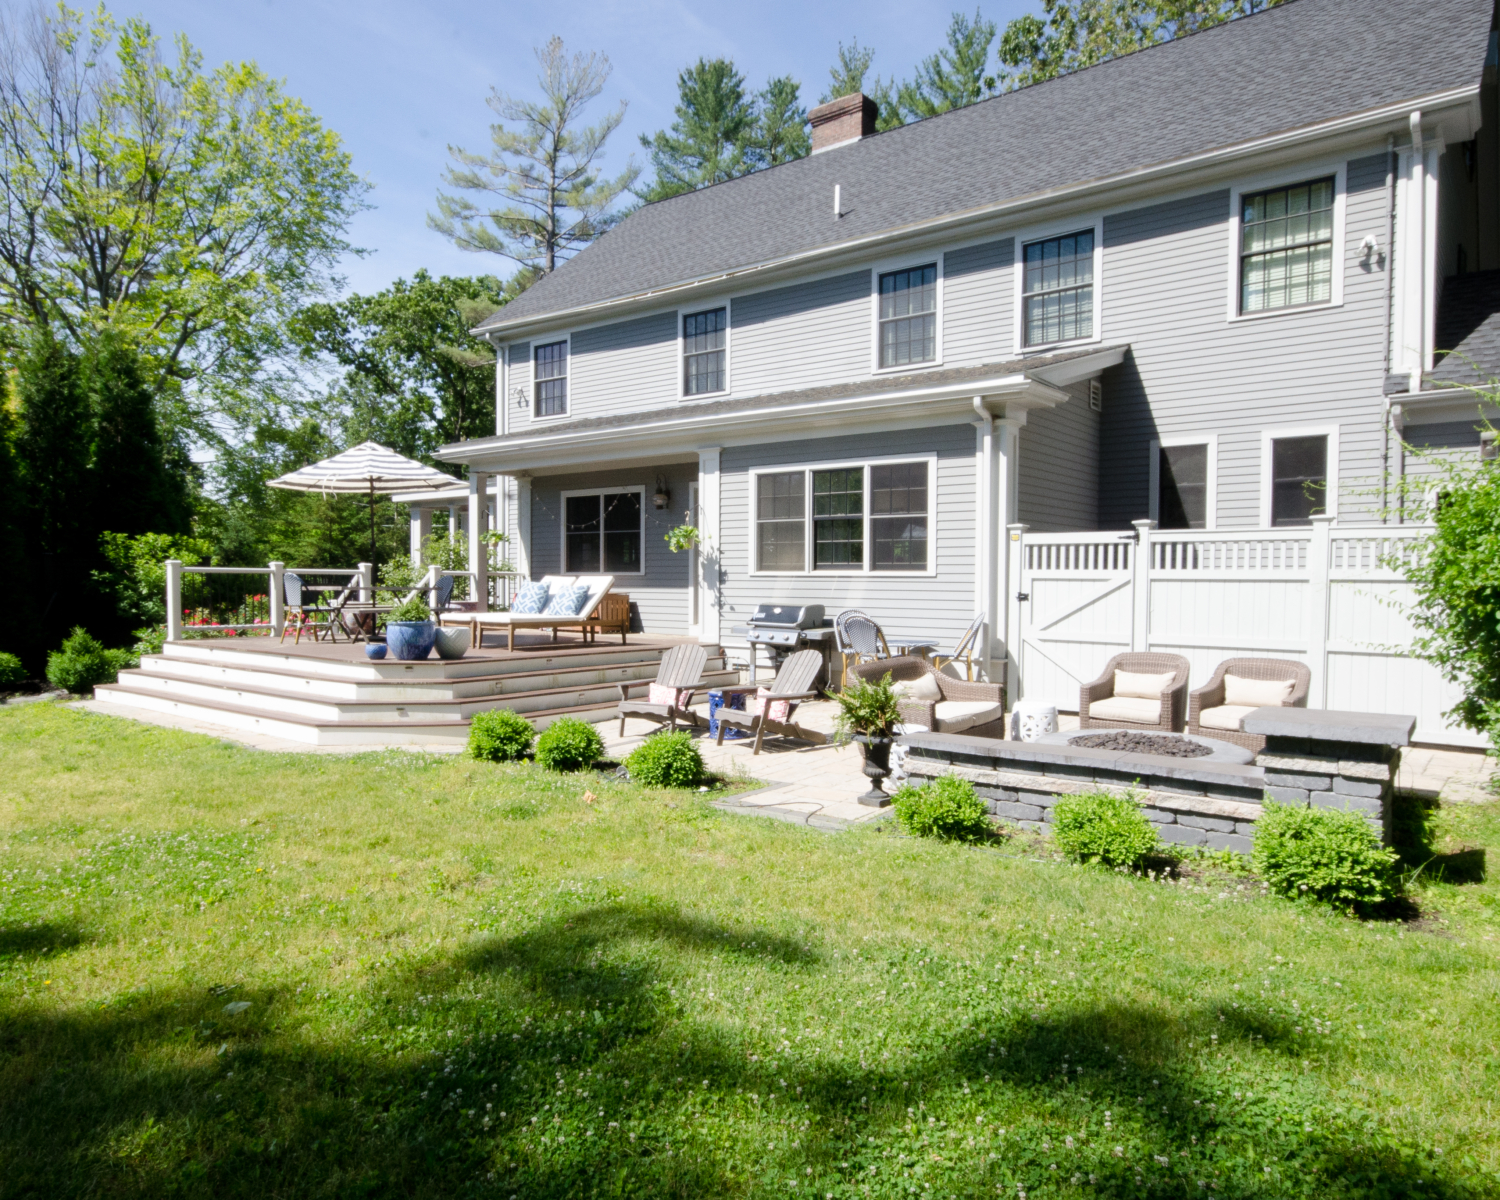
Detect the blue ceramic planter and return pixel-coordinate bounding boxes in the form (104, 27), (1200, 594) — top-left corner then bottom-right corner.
(385, 620), (436, 661)
(364, 643), (388, 660)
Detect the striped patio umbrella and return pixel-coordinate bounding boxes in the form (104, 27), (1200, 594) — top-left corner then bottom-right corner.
(267, 441), (464, 559)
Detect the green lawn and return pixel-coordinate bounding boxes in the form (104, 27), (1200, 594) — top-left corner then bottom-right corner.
(2, 702), (1498, 1199)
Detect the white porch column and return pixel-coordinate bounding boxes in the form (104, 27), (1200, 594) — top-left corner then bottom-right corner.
(514, 475), (533, 580)
(447, 504), (459, 544)
(1305, 514), (1335, 709)
(469, 471), (489, 609)
(409, 506), (432, 568)
(357, 562), (373, 605)
(165, 559), (183, 642)
(1130, 519), (1155, 652)
(697, 448), (722, 644)
(268, 561), (285, 638)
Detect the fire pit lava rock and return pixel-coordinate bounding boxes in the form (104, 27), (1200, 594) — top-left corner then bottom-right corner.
(1035, 728), (1253, 764)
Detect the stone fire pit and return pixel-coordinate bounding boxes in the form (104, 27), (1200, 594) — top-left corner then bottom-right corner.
(1036, 728), (1254, 765)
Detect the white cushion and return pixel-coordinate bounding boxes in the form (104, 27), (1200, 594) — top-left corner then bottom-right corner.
(1089, 695), (1163, 724)
(932, 700), (1005, 733)
(1114, 669), (1176, 699)
(892, 674), (943, 701)
(1223, 673), (1296, 708)
(1198, 703), (1258, 731)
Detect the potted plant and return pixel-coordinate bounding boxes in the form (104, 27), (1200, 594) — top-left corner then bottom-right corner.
(664, 513), (699, 554)
(831, 671), (903, 806)
(382, 596), (437, 661)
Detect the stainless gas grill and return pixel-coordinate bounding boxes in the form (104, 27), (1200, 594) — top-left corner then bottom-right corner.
(738, 603), (833, 684)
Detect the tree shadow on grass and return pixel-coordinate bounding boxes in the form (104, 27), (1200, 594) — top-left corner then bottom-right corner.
(0, 903), (1483, 1199)
(1392, 793), (1488, 886)
(0, 920), (91, 960)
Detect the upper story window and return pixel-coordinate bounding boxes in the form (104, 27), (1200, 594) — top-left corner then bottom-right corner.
(683, 308), (727, 395)
(878, 265), (937, 368)
(1023, 230), (1094, 346)
(534, 340), (568, 417)
(1240, 177), (1334, 314)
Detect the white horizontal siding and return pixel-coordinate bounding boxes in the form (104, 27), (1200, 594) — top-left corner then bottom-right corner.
(719, 425), (977, 653)
(943, 238), (1014, 367)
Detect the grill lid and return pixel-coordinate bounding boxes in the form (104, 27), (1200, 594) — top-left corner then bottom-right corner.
(747, 603), (825, 628)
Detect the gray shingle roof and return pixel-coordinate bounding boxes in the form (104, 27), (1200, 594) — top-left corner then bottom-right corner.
(1432, 270), (1500, 387)
(479, 0), (1493, 334)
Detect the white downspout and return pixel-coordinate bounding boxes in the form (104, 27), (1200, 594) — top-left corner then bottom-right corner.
(973, 396), (996, 682)
(1408, 111), (1425, 393)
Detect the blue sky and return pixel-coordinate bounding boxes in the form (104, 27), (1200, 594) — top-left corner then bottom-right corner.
(120, 0), (1033, 297)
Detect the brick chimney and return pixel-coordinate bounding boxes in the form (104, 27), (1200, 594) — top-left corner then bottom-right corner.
(809, 92), (878, 154)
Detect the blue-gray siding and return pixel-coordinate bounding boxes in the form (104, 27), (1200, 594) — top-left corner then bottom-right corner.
(1018, 384), (1100, 531)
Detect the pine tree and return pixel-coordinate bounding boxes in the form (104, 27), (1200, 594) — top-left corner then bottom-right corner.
(820, 39), (901, 131)
(639, 59), (758, 202)
(897, 10), (1000, 119)
(749, 77), (810, 168)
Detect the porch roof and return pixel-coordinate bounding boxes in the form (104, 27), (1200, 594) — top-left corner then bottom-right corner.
(436, 344), (1127, 473)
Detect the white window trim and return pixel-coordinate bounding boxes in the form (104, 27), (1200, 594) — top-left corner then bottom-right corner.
(558, 485), (647, 577)
(1226, 159), (1347, 323)
(1013, 215), (1104, 356)
(678, 299), (733, 399)
(870, 254), (945, 375)
(1259, 425), (1340, 527)
(748, 453), (939, 577)
(1148, 434), (1219, 531)
(531, 333), (572, 423)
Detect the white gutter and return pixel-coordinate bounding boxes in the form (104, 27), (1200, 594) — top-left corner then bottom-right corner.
(1409, 110), (1426, 393)
(475, 84), (1481, 340)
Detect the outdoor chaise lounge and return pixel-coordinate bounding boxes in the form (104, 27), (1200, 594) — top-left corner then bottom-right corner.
(1078, 652), (1191, 733)
(1188, 657), (1311, 752)
(713, 648), (827, 754)
(438, 575), (617, 650)
(851, 656), (1006, 738)
(616, 643), (710, 735)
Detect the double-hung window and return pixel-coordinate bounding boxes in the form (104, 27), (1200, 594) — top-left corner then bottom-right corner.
(1269, 435), (1328, 526)
(755, 460), (931, 572)
(1240, 177), (1334, 314)
(1023, 230), (1094, 346)
(534, 340), (568, 417)
(683, 308), (727, 394)
(878, 265), (937, 367)
(564, 490), (642, 573)
(1157, 444), (1209, 530)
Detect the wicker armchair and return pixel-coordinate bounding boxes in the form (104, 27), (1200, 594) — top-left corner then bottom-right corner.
(1078, 652), (1191, 733)
(850, 656), (1006, 738)
(1188, 657), (1311, 752)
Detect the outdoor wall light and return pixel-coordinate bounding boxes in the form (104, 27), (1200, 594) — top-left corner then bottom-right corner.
(653, 476), (671, 508)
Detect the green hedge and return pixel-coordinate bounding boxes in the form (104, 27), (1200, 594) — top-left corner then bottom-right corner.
(1252, 800), (1399, 912)
(534, 717), (604, 772)
(890, 775), (991, 843)
(1050, 789), (1161, 869)
(468, 709), (536, 763)
(626, 732), (703, 788)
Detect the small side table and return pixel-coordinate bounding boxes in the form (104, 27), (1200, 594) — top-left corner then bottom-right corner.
(1010, 700), (1059, 742)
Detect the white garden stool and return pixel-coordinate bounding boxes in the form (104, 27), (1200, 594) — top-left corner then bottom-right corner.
(1010, 700), (1059, 742)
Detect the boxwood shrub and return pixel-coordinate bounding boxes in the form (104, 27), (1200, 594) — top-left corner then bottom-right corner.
(534, 716), (605, 772)
(626, 731), (703, 788)
(45, 628), (134, 694)
(468, 709), (536, 763)
(0, 652), (26, 687)
(1051, 789), (1161, 869)
(1252, 800), (1399, 912)
(890, 775), (992, 843)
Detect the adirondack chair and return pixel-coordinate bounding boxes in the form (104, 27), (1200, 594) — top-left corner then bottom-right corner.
(712, 648), (827, 754)
(616, 643), (711, 735)
(834, 610), (891, 689)
(930, 613), (986, 681)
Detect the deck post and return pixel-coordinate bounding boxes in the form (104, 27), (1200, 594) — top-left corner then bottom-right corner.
(410, 506), (431, 568)
(358, 562), (373, 605)
(165, 559), (183, 643)
(1005, 524), (1029, 700)
(1131, 519), (1155, 652)
(424, 563), (439, 611)
(1306, 514), (1335, 709)
(269, 561), (285, 638)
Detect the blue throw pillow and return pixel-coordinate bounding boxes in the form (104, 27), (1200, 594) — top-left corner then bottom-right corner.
(542, 584), (591, 617)
(512, 581), (550, 614)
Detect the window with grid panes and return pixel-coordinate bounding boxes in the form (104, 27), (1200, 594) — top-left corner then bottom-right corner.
(812, 468), (864, 569)
(1157, 444), (1208, 530)
(683, 308), (726, 394)
(534, 340), (568, 416)
(1270, 436), (1327, 526)
(1240, 178), (1334, 313)
(564, 491), (642, 572)
(878, 265), (937, 367)
(756, 472), (805, 570)
(870, 461), (928, 568)
(1023, 230), (1094, 346)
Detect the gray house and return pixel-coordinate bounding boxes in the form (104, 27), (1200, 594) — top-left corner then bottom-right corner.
(434, 0), (1500, 682)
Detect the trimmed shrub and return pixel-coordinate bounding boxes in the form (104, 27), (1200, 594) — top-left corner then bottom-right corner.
(626, 731), (703, 788)
(45, 628), (134, 694)
(890, 775), (991, 843)
(0, 652), (26, 687)
(468, 709), (536, 763)
(1051, 789), (1161, 869)
(1252, 800), (1399, 911)
(534, 716), (604, 772)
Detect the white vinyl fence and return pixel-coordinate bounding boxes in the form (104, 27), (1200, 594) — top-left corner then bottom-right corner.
(1005, 516), (1478, 748)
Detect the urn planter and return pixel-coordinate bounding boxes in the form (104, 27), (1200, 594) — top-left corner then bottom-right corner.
(434, 626), (470, 660)
(386, 620), (437, 661)
(854, 733), (895, 807)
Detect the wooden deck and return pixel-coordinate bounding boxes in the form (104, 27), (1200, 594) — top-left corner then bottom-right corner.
(207, 630), (699, 664)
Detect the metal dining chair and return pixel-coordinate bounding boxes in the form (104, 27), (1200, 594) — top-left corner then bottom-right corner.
(834, 609), (891, 689)
(931, 613), (986, 681)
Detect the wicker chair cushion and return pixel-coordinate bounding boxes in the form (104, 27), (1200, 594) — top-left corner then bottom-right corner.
(1223, 674), (1296, 707)
(512, 582), (550, 614)
(1199, 704), (1257, 731)
(933, 700), (1005, 733)
(1090, 696), (1163, 724)
(1115, 669), (1177, 699)
(892, 674), (943, 701)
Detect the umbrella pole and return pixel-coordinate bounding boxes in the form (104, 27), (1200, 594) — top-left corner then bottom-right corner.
(368, 480), (376, 564)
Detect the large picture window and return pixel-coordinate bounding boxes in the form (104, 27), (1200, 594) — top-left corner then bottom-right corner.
(683, 307), (727, 395)
(564, 490), (642, 573)
(878, 265), (937, 368)
(1240, 177), (1334, 314)
(1023, 230), (1094, 346)
(753, 459), (931, 573)
(534, 340), (568, 417)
